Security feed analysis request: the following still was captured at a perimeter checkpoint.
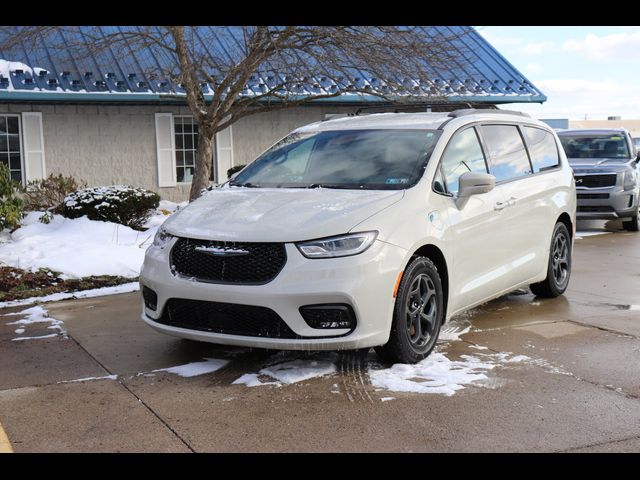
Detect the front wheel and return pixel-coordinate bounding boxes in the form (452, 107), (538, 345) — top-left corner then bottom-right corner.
(375, 256), (444, 364)
(622, 212), (639, 232)
(530, 222), (572, 298)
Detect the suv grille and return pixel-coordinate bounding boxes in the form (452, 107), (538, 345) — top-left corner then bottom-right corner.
(574, 174), (617, 188)
(577, 206), (615, 213)
(170, 238), (286, 284)
(158, 298), (299, 338)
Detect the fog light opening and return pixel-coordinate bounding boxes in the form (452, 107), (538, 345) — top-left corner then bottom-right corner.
(299, 304), (356, 331)
(142, 286), (158, 311)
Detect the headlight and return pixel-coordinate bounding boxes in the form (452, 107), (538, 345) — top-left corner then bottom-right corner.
(153, 226), (174, 249)
(296, 231), (378, 258)
(623, 170), (637, 191)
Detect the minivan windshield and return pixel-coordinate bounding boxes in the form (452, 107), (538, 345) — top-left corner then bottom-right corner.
(230, 129), (441, 190)
(558, 133), (630, 159)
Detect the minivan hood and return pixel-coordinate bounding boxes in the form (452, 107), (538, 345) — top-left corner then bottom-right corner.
(163, 187), (404, 242)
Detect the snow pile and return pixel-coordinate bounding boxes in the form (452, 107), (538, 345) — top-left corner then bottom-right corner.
(233, 358), (337, 387)
(3, 305), (66, 341)
(151, 358), (229, 378)
(439, 319), (472, 342)
(369, 352), (497, 396)
(369, 350), (571, 396)
(0, 212), (160, 278)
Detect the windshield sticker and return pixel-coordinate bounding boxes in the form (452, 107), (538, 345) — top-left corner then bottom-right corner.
(386, 178), (410, 184)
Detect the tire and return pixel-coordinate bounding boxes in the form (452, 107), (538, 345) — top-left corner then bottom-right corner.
(375, 256), (444, 364)
(622, 213), (639, 232)
(530, 222), (572, 298)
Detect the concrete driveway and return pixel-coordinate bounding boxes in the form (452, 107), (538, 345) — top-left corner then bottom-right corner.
(1, 220), (639, 452)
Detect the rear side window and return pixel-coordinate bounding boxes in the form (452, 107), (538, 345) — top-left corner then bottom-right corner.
(480, 125), (533, 182)
(522, 127), (560, 172)
(439, 127), (488, 194)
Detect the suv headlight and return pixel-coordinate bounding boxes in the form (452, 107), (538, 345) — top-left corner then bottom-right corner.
(296, 231), (378, 258)
(152, 225), (174, 249)
(623, 169), (638, 191)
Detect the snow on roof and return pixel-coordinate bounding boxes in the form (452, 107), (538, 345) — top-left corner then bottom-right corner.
(0, 26), (546, 104)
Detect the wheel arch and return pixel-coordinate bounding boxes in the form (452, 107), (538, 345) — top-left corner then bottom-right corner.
(408, 244), (449, 322)
(557, 212), (574, 240)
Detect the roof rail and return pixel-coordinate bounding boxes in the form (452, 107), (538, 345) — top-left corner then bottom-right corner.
(448, 108), (531, 118)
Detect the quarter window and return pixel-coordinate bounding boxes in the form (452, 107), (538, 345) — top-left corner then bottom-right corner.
(0, 115), (22, 182)
(480, 125), (533, 182)
(440, 127), (488, 194)
(522, 126), (559, 172)
(174, 116), (198, 183)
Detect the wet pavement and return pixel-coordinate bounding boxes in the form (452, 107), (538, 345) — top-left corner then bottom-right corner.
(0, 219), (639, 452)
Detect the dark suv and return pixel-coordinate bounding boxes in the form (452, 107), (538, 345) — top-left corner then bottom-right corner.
(558, 128), (640, 231)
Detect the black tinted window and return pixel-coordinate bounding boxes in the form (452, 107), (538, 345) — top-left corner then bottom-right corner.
(440, 127), (487, 194)
(481, 125), (532, 182)
(522, 127), (560, 172)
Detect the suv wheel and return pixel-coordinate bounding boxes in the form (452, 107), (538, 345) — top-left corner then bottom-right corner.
(622, 211), (639, 232)
(375, 256), (444, 364)
(530, 222), (572, 298)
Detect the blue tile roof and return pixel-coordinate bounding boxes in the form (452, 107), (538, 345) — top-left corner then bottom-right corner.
(0, 26), (546, 104)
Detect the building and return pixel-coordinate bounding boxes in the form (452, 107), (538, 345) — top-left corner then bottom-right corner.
(0, 27), (546, 201)
(568, 119), (640, 139)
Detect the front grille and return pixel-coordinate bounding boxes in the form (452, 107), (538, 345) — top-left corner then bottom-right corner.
(170, 237), (286, 284)
(574, 174), (617, 188)
(158, 298), (299, 338)
(577, 206), (615, 213)
(577, 193), (610, 199)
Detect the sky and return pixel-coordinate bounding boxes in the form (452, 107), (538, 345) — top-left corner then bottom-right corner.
(477, 26), (640, 121)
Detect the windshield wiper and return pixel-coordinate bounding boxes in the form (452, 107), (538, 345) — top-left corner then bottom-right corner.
(229, 181), (260, 188)
(303, 183), (364, 189)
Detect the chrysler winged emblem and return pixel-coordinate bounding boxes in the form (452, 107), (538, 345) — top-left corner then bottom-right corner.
(194, 246), (250, 256)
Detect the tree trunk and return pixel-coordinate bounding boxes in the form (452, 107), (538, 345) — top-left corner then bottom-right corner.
(189, 128), (214, 201)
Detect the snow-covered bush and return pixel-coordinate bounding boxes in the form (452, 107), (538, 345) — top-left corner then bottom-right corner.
(25, 173), (87, 212)
(0, 162), (25, 231)
(60, 185), (160, 230)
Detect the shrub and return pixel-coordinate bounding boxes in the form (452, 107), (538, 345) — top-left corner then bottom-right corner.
(60, 185), (160, 230)
(0, 162), (25, 231)
(227, 164), (246, 179)
(24, 173), (87, 212)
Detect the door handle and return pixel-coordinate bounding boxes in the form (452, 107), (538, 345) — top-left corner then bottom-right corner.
(507, 197), (518, 207)
(494, 201), (508, 211)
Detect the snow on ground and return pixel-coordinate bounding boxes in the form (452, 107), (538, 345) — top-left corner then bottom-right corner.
(3, 305), (66, 341)
(575, 230), (612, 239)
(0, 201), (183, 279)
(59, 375), (118, 384)
(438, 320), (472, 342)
(0, 282), (140, 309)
(233, 358), (337, 387)
(368, 350), (571, 396)
(151, 358), (229, 378)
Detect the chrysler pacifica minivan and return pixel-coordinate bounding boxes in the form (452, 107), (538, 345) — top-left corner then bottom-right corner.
(141, 109), (576, 364)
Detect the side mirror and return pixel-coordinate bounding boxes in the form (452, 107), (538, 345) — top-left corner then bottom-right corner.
(456, 172), (496, 208)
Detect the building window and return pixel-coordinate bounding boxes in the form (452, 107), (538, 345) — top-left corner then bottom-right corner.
(0, 115), (23, 182)
(174, 116), (198, 183)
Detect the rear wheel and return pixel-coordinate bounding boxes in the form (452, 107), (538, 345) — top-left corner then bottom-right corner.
(530, 222), (572, 298)
(375, 257), (444, 364)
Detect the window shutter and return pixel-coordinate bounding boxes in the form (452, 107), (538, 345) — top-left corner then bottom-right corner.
(215, 125), (234, 183)
(21, 112), (46, 181)
(155, 113), (176, 187)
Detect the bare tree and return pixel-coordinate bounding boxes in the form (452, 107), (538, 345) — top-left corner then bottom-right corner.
(0, 26), (472, 200)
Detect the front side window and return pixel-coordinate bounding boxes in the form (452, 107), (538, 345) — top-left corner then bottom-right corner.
(480, 125), (532, 182)
(558, 132), (631, 159)
(174, 116), (198, 183)
(232, 129), (441, 190)
(439, 127), (487, 194)
(0, 115), (22, 182)
(522, 126), (560, 172)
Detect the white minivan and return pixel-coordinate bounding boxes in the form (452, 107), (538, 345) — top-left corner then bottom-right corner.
(141, 109), (576, 364)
